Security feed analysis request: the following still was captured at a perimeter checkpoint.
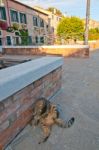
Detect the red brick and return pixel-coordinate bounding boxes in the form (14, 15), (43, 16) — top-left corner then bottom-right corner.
(0, 111), (7, 125)
(0, 120), (10, 133)
(0, 102), (5, 113)
(0, 67), (62, 149)
(0, 144), (3, 150)
(33, 78), (42, 88)
(3, 97), (13, 108)
(0, 103), (20, 124)
(0, 108), (33, 149)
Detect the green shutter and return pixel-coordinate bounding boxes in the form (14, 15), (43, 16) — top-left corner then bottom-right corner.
(10, 10), (13, 21)
(0, 7), (6, 20)
(24, 14), (27, 24)
(20, 13), (22, 23)
(3, 7), (6, 20)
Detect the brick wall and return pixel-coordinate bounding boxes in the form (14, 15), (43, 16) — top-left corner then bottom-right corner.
(0, 67), (62, 149)
(3, 46), (89, 58)
(89, 40), (99, 50)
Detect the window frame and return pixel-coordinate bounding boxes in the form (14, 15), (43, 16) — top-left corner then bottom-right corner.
(35, 36), (39, 43)
(20, 12), (27, 24)
(0, 30), (2, 36)
(10, 9), (19, 23)
(40, 36), (44, 44)
(0, 7), (6, 21)
(33, 16), (38, 27)
(40, 19), (44, 28)
(6, 36), (12, 46)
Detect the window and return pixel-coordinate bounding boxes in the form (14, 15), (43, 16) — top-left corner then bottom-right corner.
(35, 36), (39, 43)
(10, 9), (19, 22)
(57, 17), (59, 21)
(0, 30), (2, 36)
(40, 19), (44, 27)
(33, 16), (38, 26)
(46, 25), (49, 30)
(28, 36), (32, 45)
(40, 37), (44, 44)
(0, 30), (2, 46)
(0, 7), (6, 20)
(0, 38), (2, 45)
(14, 37), (20, 45)
(20, 13), (27, 24)
(6, 36), (12, 45)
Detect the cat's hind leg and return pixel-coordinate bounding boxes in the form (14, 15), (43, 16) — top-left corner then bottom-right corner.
(38, 126), (51, 144)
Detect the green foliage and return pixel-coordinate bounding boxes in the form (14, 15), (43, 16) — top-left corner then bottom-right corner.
(89, 28), (99, 40)
(12, 23), (20, 30)
(6, 27), (14, 33)
(47, 7), (62, 16)
(15, 31), (20, 36)
(19, 29), (29, 45)
(57, 17), (84, 40)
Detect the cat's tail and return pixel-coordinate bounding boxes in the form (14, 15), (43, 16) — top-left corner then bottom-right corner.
(66, 117), (75, 128)
(56, 117), (75, 128)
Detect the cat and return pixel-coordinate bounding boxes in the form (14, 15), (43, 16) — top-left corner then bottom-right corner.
(30, 97), (75, 144)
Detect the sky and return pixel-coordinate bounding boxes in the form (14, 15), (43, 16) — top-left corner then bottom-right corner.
(18, 0), (99, 21)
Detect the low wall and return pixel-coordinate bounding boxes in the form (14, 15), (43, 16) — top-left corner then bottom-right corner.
(3, 45), (89, 57)
(77, 40), (99, 50)
(0, 57), (63, 149)
(89, 40), (99, 50)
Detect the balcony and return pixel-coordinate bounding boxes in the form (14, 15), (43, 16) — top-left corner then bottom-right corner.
(0, 20), (8, 30)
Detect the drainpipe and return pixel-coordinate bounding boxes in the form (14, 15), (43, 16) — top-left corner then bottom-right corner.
(6, 0), (11, 27)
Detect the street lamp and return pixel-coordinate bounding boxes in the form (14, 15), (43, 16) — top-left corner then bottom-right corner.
(84, 0), (90, 45)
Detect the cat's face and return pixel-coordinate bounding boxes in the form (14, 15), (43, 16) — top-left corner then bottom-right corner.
(34, 100), (46, 115)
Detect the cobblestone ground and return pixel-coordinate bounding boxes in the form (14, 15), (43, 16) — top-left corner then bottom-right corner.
(7, 51), (99, 150)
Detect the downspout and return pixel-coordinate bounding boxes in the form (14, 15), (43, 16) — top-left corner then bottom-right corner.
(6, 0), (11, 27)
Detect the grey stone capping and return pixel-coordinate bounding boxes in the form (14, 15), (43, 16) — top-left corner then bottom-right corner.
(0, 56), (63, 101)
(3, 45), (89, 49)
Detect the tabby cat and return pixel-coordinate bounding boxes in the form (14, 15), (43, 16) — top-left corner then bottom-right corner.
(30, 97), (75, 144)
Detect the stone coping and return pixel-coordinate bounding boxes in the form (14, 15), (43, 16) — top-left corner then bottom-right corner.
(3, 45), (89, 49)
(0, 56), (63, 101)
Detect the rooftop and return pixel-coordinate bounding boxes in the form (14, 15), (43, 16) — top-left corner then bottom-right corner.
(11, 0), (49, 16)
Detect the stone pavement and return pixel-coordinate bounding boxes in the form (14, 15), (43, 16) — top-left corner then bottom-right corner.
(7, 50), (99, 150)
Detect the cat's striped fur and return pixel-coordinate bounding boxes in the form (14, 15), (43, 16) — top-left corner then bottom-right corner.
(30, 98), (75, 144)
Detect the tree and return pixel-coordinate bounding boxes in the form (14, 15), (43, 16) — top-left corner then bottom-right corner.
(89, 28), (99, 40)
(47, 7), (62, 16)
(57, 17), (84, 41)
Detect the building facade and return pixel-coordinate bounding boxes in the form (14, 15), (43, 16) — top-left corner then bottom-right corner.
(0, 0), (53, 46)
(34, 6), (62, 35)
(89, 19), (99, 29)
(83, 19), (99, 29)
